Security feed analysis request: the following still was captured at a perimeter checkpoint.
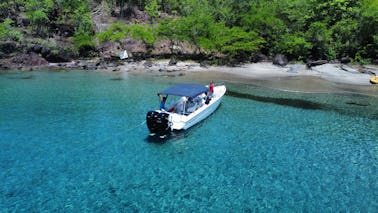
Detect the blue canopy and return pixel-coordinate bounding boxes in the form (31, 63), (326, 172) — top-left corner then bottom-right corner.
(159, 84), (209, 98)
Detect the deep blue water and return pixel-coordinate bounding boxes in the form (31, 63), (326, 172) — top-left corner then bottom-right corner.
(0, 71), (378, 211)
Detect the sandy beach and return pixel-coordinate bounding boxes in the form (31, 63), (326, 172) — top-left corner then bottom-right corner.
(108, 59), (377, 91)
(92, 59), (378, 97)
(111, 59), (376, 86)
(6, 58), (376, 95)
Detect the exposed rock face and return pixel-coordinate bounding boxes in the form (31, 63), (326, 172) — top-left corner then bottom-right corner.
(152, 40), (172, 57)
(273, 54), (288, 66)
(99, 39), (148, 60)
(0, 41), (18, 58)
(97, 38), (205, 61)
(52, 23), (75, 37)
(43, 50), (72, 63)
(172, 41), (201, 56)
(99, 41), (122, 60)
(119, 38), (147, 57)
(26, 42), (72, 63)
(10, 53), (49, 67)
(121, 7), (149, 23)
(152, 40), (204, 59)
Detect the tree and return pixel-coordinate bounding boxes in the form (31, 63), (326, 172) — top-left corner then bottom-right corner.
(274, 33), (312, 61)
(306, 22), (335, 60)
(25, 0), (54, 36)
(357, 0), (378, 60)
(145, 0), (160, 23)
(331, 19), (359, 58)
(0, 18), (23, 41)
(216, 27), (264, 60)
(241, 1), (286, 56)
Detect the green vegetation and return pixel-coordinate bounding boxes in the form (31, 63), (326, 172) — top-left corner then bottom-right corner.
(1, 0), (378, 62)
(97, 23), (155, 45)
(0, 18), (23, 41)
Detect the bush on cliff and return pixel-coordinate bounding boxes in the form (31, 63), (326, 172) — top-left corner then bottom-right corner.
(97, 23), (155, 46)
(0, 19), (23, 41)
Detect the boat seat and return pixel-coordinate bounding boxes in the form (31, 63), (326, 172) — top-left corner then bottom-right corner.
(184, 104), (198, 115)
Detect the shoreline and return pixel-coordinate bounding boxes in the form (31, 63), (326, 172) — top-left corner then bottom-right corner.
(115, 59), (378, 86)
(2, 59), (378, 87)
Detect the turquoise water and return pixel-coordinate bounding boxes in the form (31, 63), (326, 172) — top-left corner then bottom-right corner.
(1, 71), (378, 211)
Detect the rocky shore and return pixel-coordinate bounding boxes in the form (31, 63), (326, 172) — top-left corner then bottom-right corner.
(1, 56), (378, 86)
(85, 58), (378, 86)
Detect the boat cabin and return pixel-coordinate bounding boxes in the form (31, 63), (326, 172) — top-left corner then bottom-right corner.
(158, 84), (210, 115)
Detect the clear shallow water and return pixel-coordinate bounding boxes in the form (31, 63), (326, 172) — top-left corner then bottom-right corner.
(0, 71), (377, 211)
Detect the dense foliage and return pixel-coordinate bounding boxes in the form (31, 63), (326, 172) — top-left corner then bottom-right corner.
(1, 0), (378, 62)
(0, 18), (23, 41)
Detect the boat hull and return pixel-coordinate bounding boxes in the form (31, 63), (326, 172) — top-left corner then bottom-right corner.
(146, 84), (226, 136)
(170, 95), (222, 130)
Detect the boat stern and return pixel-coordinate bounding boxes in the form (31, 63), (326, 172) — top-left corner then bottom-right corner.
(146, 111), (171, 136)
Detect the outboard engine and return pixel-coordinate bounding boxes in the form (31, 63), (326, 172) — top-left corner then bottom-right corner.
(146, 111), (171, 136)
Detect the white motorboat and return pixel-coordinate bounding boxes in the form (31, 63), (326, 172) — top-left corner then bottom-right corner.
(146, 83), (226, 137)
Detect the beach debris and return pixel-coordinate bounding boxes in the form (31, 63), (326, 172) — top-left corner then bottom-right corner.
(306, 60), (328, 68)
(119, 50), (128, 59)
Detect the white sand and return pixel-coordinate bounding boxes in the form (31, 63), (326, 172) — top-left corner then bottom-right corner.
(203, 63), (374, 86)
(122, 60), (376, 86)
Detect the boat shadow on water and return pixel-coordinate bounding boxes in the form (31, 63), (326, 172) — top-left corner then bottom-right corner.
(227, 90), (378, 120)
(227, 90), (329, 110)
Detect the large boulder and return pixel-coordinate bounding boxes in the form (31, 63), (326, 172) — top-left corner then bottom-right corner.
(10, 53), (48, 67)
(152, 40), (172, 57)
(172, 41), (200, 56)
(273, 54), (288, 66)
(27, 42), (72, 63)
(119, 38), (147, 56)
(43, 50), (72, 63)
(99, 41), (122, 61)
(340, 57), (352, 64)
(251, 52), (268, 63)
